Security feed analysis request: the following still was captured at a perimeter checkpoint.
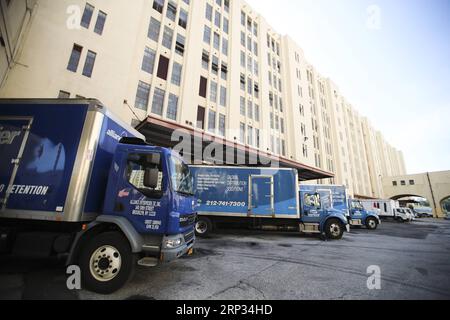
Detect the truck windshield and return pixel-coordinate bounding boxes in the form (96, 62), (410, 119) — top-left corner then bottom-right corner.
(351, 201), (364, 210)
(169, 156), (194, 196)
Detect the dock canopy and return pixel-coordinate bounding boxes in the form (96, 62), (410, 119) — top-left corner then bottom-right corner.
(136, 116), (334, 182)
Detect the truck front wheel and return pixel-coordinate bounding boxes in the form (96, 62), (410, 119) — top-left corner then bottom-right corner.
(366, 217), (378, 230)
(325, 219), (344, 240)
(79, 231), (136, 294)
(195, 217), (213, 237)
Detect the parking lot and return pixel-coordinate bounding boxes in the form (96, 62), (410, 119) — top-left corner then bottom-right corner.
(1, 219), (450, 300)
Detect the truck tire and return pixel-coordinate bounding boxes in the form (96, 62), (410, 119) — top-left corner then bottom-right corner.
(195, 217), (213, 237)
(366, 217), (378, 230)
(79, 231), (136, 294)
(325, 219), (344, 240)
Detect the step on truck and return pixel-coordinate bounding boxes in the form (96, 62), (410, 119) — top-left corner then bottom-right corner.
(300, 185), (380, 230)
(190, 166), (349, 240)
(0, 99), (196, 294)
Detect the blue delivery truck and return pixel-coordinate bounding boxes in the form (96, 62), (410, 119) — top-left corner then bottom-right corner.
(300, 185), (380, 230)
(0, 99), (196, 293)
(190, 166), (349, 240)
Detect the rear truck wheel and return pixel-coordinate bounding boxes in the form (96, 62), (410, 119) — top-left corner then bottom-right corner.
(195, 217), (213, 237)
(79, 231), (136, 294)
(366, 217), (378, 230)
(325, 219), (344, 240)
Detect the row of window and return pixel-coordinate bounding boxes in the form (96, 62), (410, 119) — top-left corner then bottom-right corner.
(148, 18), (186, 56)
(240, 11), (258, 37)
(203, 25), (228, 56)
(240, 51), (259, 76)
(269, 92), (283, 112)
(81, 3), (107, 35)
(196, 106), (226, 136)
(393, 180), (415, 186)
(267, 34), (280, 56)
(205, 3), (229, 34)
(202, 51), (228, 81)
(67, 44), (97, 78)
(239, 97), (260, 122)
(239, 123), (260, 148)
(152, 0), (189, 29)
(240, 31), (258, 57)
(140, 48), (183, 87)
(135, 82), (179, 121)
(269, 113), (285, 134)
(269, 136), (286, 156)
(240, 74), (259, 98)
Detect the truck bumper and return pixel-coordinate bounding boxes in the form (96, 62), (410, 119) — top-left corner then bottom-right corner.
(349, 219), (363, 227)
(160, 231), (195, 263)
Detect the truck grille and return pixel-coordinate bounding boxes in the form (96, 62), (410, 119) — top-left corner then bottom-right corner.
(180, 213), (197, 228)
(184, 230), (195, 244)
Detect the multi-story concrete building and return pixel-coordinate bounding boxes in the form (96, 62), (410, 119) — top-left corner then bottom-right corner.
(0, 0), (406, 198)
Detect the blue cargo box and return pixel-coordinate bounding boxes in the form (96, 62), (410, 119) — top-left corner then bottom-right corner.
(190, 166), (299, 219)
(0, 99), (143, 222)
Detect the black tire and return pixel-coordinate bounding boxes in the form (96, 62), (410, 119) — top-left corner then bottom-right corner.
(79, 231), (136, 294)
(324, 219), (344, 240)
(366, 217), (378, 230)
(195, 217), (213, 237)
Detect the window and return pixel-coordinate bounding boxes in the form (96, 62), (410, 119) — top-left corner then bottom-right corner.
(392, 181), (397, 186)
(171, 62), (182, 86)
(223, 17), (229, 34)
(219, 114), (226, 136)
(281, 140), (286, 156)
(409, 180), (415, 185)
(241, 31), (245, 47)
(126, 153), (163, 199)
(270, 112), (274, 129)
(170, 156), (193, 196)
(179, 9), (188, 29)
(162, 26), (174, 49)
(148, 18), (161, 42)
(239, 123), (245, 143)
(247, 100), (253, 119)
(221, 63), (228, 80)
(205, 3), (213, 21)
(197, 106), (206, 129)
(240, 97), (246, 116)
(222, 38), (228, 56)
(220, 86), (227, 107)
(211, 56), (219, 75)
(280, 118), (285, 134)
(157, 55), (169, 80)
(175, 34), (185, 56)
(166, 94), (178, 120)
(240, 51), (245, 68)
(213, 33), (220, 50)
(210, 81), (218, 103)
(67, 44), (82, 72)
(135, 81), (151, 111)
(248, 126), (253, 145)
(208, 110), (216, 132)
(224, 0), (229, 12)
(215, 11), (221, 28)
(254, 105), (260, 122)
(241, 11), (245, 26)
(203, 25), (211, 44)
(401, 180), (406, 186)
(167, 1), (177, 22)
(81, 3), (94, 29)
(199, 76), (207, 98)
(94, 11), (107, 35)
(142, 47), (156, 74)
(151, 88), (165, 116)
(202, 50), (209, 69)
(82, 50), (96, 77)
(58, 90), (70, 98)
(153, 0), (165, 13)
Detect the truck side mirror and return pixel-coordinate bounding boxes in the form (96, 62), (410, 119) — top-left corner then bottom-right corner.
(144, 168), (159, 189)
(146, 153), (161, 165)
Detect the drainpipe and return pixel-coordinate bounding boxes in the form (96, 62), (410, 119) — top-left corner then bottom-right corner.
(426, 172), (438, 218)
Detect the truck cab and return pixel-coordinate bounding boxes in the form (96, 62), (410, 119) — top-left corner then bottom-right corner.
(299, 186), (349, 240)
(348, 199), (380, 230)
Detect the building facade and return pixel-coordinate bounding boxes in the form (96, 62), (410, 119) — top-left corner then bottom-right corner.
(0, 0), (406, 198)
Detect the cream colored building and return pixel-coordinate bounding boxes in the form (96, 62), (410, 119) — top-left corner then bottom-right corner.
(0, 0), (406, 198)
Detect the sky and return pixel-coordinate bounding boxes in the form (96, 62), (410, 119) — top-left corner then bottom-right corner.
(246, 0), (450, 174)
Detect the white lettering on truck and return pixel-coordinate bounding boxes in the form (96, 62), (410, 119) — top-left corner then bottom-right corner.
(6, 185), (49, 196)
(0, 129), (21, 145)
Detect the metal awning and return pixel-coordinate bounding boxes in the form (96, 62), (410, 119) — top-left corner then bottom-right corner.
(136, 116), (334, 181)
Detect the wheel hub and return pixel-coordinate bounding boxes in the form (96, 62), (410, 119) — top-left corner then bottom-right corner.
(89, 245), (122, 282)
(196, 222), (207, 234)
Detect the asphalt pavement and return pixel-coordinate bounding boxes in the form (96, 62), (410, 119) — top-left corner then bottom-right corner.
(1, 218), (450, 300)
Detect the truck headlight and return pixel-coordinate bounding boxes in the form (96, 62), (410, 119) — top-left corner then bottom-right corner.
(165, 238), (183, 249)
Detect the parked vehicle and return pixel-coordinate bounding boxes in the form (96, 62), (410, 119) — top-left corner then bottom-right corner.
(0, 99), (196, 293)
(303, 185), (380, 230)
(414, 207), (433, 218)
(190, 166), (349, 240)
(360, 199), (410, 222)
